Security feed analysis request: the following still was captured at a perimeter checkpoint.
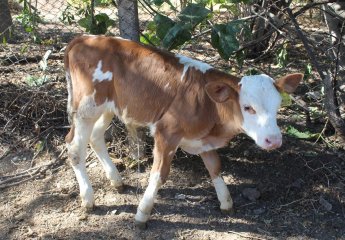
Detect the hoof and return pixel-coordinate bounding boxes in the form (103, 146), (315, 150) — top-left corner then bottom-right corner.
(135, 220), (148, 230)
(221, 207), (234, 215)
(115, 184), (125, 193)
(81, 203), (94, 213)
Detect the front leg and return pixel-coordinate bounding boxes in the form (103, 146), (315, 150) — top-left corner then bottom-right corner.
(200, 150), (233, 212)
(135, 127), (180, 229)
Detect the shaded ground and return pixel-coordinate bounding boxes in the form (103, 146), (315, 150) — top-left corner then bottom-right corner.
(1, 14), (345, 240)
(0, 127), (344, 239)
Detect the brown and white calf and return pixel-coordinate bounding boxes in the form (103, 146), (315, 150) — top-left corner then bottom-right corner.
(64, 35), (302, 228)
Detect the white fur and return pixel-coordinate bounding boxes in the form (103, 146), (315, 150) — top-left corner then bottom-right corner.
(176, 54), (212, 81)
(90, 112), (123, 188)
(148, 123), (157, 136)
(92, 60), (113, 82)
(212, 176), (233, 211)
(69, 92), (124, 208)
(69, 111), (97, 208)
(113, 36), (130, 41)
(179, 138), (221, 155)
(135, 172), (162, 223)
(77, 90), (102, 119)
(66, 70), (73, 123)
(239, 74), (282, 149)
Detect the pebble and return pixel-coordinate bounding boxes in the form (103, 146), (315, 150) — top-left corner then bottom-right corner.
(78, 213), (88, 221)
(175, 193), (186, 200)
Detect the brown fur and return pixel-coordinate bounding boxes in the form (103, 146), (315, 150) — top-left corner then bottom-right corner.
(65, 35), (243, 181)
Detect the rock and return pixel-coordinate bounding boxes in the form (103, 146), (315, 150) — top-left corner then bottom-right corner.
(242, 188), (260, 201)
(175, 193), (186, 200)
(78, 213), (88, 221)
(319, 196), (332, 211)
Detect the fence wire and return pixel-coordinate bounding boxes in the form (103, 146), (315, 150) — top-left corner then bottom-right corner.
(0, 0), (344, 158)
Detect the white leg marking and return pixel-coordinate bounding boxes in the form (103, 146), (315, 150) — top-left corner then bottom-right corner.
(135, 172), (162, 223)
(90, 113), (123, 188)
(212, 176), (233, 211)
(72, 163), (94, 209)
(68, 117), (96, 209)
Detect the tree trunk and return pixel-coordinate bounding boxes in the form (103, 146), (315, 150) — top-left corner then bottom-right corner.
(0, 0), (13, 41)
(117, 0), (146, 160)
(323, 2), (345, 84)
(323, 2), (345, 139)
(117, 0), (139, 41)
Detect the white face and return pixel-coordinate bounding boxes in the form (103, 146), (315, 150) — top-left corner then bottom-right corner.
(239, 74), (283, 150)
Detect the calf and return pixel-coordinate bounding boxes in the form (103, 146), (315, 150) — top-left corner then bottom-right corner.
(64, 35), (302, 229)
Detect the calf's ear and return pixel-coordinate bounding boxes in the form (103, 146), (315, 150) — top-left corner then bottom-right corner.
(275, 73), (303, 93)
(205, 81), (237, 103)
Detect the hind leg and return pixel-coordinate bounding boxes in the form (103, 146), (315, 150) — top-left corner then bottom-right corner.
(67, 116), (97, 210)
(90, 112), (124, 191)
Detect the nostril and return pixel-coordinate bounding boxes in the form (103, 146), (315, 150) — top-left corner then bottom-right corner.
(265, 138), (272, 145)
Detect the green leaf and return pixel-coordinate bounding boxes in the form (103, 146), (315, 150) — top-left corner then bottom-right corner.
(227, 0), (252, 3)
(276, 43), (288, 68)
(153, 0), (165, 6)
(304, 63), (312, 80)
(146, 21), (157, 32)
(140, 33), (161, 46)
(162, 22), (192, 50)
(281, 92), (292, 107)
(178, 3), (211, 27)
(35, 140), (45, 153)
(154, 14), (176, 40)
(286, 126), (318, 139)
(78, 16), (92, 31)
(211, 20), (250, 59)
(211, 23), (238, 59)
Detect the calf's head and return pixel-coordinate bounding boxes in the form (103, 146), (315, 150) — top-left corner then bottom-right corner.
(206, 73), (303, 150)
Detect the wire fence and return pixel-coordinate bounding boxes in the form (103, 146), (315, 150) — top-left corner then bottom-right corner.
(0, 1), (344, 155)
(0, 0), (345, 194)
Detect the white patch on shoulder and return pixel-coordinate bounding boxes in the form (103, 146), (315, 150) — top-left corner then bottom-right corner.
(113, 36), (130, 41)
(176, 54), (213, 81)
(84, 34), (98, 39)
(92, 60), (113, 82)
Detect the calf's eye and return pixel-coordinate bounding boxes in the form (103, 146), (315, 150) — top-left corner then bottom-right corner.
(244, 105), (256, 114)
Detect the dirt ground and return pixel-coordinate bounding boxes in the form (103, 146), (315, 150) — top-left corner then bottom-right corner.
(1, 17), (345, 240)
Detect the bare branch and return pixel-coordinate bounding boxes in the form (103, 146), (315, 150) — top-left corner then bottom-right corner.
(285, 5), (345, 140)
